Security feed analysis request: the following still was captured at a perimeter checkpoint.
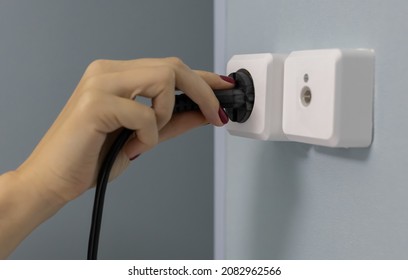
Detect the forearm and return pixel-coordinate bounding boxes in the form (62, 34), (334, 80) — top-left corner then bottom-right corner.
(0, 170), (65, 259)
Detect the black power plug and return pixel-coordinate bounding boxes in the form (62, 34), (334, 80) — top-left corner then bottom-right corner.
(173, 68), (255, 123)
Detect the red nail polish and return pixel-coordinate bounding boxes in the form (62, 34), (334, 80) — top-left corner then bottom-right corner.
(130, 154), (140, 161)
(218, 107), (229, 124)
(220, 75), (235, 85)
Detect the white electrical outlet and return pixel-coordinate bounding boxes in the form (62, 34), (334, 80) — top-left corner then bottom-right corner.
(226, 53), (288, 140)
(282, 49), (375, 147)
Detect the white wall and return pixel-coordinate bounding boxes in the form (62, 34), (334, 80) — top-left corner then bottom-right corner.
(220, 0), (408, 259)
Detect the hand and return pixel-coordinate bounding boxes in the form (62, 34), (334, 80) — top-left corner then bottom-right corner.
(17, 57), (234, 204)
(0, 57), (234, 258)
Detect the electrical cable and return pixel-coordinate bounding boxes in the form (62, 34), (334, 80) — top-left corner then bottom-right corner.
(87, 127), (133, 260)
(87, 69), (254, 260)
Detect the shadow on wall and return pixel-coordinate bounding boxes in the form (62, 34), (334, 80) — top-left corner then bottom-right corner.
(314, 145), (371, 161)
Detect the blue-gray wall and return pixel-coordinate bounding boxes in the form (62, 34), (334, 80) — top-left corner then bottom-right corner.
(0, 0), (214, 259)
(223, 0), (408, 259)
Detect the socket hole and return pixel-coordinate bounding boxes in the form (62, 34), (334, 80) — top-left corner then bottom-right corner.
(301, 86), (312, 107)
(304, 73), (309, 83)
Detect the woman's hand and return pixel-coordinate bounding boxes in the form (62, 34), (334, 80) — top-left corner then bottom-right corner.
(0, 57), (234, 258)
(18, 57), (234, 204)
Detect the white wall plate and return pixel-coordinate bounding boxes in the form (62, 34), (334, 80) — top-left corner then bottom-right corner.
(282, 49), (375, 147)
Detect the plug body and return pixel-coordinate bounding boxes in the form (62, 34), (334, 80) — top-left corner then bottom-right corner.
(173, 69), (254, 121)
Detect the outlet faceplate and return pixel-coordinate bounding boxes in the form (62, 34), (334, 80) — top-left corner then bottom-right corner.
(226, 53), (288, 140)
(282, 49), (375, 147)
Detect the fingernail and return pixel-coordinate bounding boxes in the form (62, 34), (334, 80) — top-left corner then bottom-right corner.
(130, 154), (141, 161)
(220, 75), (235, 84)
(218, 107), (229, 124)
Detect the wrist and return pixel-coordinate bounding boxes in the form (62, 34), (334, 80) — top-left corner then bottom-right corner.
(14, 164), (68, 210)
(0, 170), (66, 258)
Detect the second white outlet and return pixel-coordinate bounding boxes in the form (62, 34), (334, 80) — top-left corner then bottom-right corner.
(282, 48), (375, 148)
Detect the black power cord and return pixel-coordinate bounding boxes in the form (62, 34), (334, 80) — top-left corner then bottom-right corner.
(87, 69), (254, 260)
